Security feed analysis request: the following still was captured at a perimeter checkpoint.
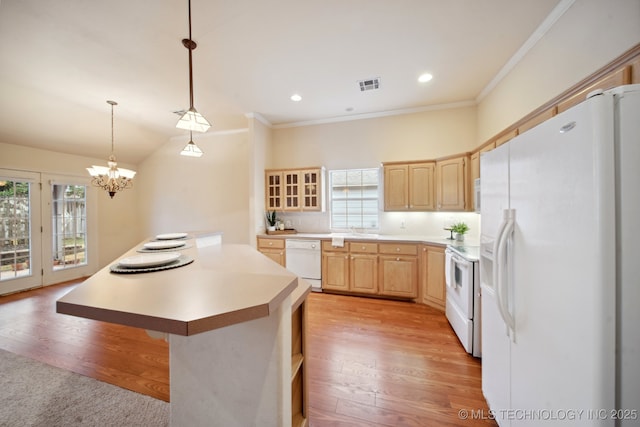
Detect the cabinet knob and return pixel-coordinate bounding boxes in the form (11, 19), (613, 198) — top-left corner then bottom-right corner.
(396, 257), (400, 261)
(345, 256), (349, 259)
(351, 256), (354, 260)
(268, 242), (273, 246)
(362, 246), (365, 250)
(422, 247), (426, 252)
(396, 247), (400, 252)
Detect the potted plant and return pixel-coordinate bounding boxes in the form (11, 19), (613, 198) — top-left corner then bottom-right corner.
(451, 221), (469, 241)
(265, 211), (277, 232)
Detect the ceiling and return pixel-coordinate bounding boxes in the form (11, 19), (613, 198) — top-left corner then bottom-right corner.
(0, 0), (562, 164)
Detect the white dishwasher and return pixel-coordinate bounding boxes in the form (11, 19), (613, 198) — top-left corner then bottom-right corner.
(285, 239), (321, 292)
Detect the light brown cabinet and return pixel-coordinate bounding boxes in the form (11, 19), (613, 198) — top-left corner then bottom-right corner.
(382, 161), (442, 212)
(409, 162), (436, 210)
(435, 155), (468, 211)
(420, 244), (446, 310)
(322, 241), (419, 299)
(257, 237), (286, 267)
(384, 156), (468, 212)
(322, 241), (378, 294)
(383, 164), (409, 210)
(265, 167), (324, 212)
(378, 243), (418, 298)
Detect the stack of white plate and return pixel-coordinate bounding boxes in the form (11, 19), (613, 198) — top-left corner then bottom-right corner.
(117, 252), (181, 269)
(155, 232), (188, 240)
(143, 240), (187, 250)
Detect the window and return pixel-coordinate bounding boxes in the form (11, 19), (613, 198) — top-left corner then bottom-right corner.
(51, 184), (87, 270)
(329, 168), (379, 230)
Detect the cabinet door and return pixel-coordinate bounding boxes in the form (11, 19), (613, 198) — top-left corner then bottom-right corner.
(322, 252), (349, 291)
(350, 254), (378, 294)
(265, 171), (283, 210)
(424, 246), (445, 310)
(470, 152), (479, 211)
(379, 255), (418, 298)
(283, 171), (300, 210)
(259, 249), (286, 267)
(301, 169), (321, 211)
(383, 165), (408, 211)
(436, 155), (467, 211)
(409, 162), (435, 210)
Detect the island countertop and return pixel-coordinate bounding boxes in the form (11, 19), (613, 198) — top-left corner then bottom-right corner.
(56, 240), (301, 336)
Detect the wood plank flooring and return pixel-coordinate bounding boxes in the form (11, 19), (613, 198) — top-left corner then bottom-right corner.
(0, 280), (495, 426)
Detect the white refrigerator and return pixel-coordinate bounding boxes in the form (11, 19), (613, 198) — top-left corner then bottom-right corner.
(480, 84), (640, 426)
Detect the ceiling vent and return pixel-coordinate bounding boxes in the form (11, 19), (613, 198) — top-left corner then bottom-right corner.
(358, 77), (380, 92)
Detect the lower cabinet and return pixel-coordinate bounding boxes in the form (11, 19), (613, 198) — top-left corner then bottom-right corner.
(322, 241), (419, 299)
(420, 244), (446, 310)
(378, 243), (418, 298)
(322, 241), (378, 294)
(257, 237), (286, 267)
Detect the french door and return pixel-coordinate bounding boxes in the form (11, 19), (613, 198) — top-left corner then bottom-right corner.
(0, 169), (97, 295)
(0, 170), (42, 294)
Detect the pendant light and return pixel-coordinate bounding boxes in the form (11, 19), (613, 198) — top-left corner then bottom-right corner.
(87, 100), (136, 198)
(180, 131), (204, 157)
(176, 0), (210, 133)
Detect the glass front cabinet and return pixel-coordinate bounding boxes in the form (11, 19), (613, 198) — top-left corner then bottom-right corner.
(265, 167), (324, 212)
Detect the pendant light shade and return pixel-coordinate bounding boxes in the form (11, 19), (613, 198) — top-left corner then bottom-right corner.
(180, 131), (204, 157)
(176, 107), (210, 133)
(87, 100), (136, 198)
(176, 0), (210, 133)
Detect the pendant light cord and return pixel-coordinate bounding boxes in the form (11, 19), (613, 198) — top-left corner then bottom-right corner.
(107, 100), (117, 155)
(186, 0), (195, 109)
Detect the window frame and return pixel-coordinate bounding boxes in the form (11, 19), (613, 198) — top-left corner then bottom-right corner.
(328, 168), (380, 232)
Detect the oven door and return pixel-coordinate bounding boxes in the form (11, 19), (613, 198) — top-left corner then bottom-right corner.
(445, 249), (473, 317)
(445, 248), (475, 353)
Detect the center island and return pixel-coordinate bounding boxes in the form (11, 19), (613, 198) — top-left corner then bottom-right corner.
(56, 233), (311, 427)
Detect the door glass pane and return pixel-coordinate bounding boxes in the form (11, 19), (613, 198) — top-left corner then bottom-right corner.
(0, 180), (32, 281)
(52, 184), (87, 270)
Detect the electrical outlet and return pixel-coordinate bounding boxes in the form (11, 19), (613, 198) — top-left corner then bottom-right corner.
(400, 220), (406, 229)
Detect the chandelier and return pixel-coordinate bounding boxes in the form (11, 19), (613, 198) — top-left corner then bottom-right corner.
(87, 100), (136, 198)
(176, 0), (210, 135)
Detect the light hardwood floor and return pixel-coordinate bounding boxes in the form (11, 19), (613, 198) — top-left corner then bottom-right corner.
(0, 280), (495, 426)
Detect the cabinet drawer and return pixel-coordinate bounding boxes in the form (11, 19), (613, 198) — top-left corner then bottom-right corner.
(349, 242), (378, 254)
(257, 238), (285, 250)
(378, 243), (418, 256)
(321, 241), (348, 252)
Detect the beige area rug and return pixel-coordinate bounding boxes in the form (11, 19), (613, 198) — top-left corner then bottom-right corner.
(0, 349), (169, 426)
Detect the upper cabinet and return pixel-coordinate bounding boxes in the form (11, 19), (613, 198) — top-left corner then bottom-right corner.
(383, 164), (409, 210)
(383, 162), (435, 211)
(383, 158), (466, 212)
(265, 167), (325, 212)
(409, 162), (436, 210)
(435, 154), (468, 211)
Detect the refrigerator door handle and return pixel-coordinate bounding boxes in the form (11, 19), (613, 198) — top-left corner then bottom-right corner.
(494, 209), (516, 339)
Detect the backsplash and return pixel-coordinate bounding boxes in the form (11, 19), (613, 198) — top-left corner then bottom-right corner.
(276, 210), (481, 241)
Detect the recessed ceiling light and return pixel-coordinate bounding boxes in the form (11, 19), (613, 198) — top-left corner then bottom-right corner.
(345, 107), (354, 112)
(290, 94), (302, 102)
(418, 73), (433, 83)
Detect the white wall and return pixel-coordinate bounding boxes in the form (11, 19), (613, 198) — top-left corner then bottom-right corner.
(136, 131), (251, 244)
(0, 142), (141, 268)
(477, 0), (640, 142)
(269, 106), (481, 240)
(247, 115), (272, 244)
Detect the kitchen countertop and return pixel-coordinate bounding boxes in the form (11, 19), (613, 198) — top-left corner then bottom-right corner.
(259, 232), (478, 248)
(57, 239), (306, 336)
